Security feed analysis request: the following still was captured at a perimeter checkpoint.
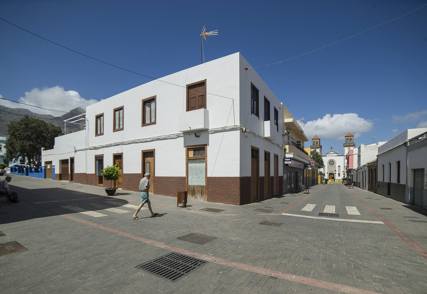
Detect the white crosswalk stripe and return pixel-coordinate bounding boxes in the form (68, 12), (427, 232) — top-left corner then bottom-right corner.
(123, 204), (139, 209)
(323, 205), (336, 214)
(104, 207), (129, 214)
(62, 205), (107, 218)
(301, 204), (316, 212)
(345, 206), (361, 216)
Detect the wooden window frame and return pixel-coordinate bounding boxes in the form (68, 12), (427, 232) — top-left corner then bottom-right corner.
(251, 83), (259, 117)
(95, 113), (104, 136)
(142, 96), (157, 126)
(113, 106), (124, 132)
(186, 80), (207, 112)
(264, 97), (270, 121)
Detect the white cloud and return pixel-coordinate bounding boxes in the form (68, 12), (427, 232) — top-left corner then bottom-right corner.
(393, 110), (427, 123)
(0, 86), (97, 116)
(298, 113), (373, 139)
(417, 121), (427, 128)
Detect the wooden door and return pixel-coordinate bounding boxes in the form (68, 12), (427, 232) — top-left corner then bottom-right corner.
(274, 154), (278, 195)
(70, 157), (74, 181)
(95, 155), (104, 185)
(60, 159), (69, 180)
(142, 151), (155, 193)
(251, 147), (259, 202)
(45, 161), (52, 179)
(113, 154), (123, 187)
(187, 146), (206, 200)
(264, 151), (270, 199)
(187, 81), (206, 111)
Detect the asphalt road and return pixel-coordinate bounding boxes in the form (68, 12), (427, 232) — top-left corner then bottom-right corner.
(1, 176), (426, 294)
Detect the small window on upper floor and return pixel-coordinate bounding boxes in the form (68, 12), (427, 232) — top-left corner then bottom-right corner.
(274, 107), (278, 131)
(113, 106), (124, 132)
(95, 113), (104, 136)
(251, 83), (259, 117)
(264, 97), (270, 121)
(142, 96), (156, 126)
(187, 81), (206, 111)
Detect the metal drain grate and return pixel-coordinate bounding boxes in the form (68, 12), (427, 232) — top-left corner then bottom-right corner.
(177, 233), (217, 245)
(408, 220), (427, 223)
(200, 208), (224, 213)
(318, 212), (339, 217)
(259, 220), (282, 227)
(0, 231), (5, 237)
(380, 208), (392, 210)
(255, 208), (273, 213)
(0, 241), (27, 256)
(136, 252), (206, 281)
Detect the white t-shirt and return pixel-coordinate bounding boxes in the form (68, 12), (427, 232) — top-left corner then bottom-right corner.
(138, 177), (149, 191)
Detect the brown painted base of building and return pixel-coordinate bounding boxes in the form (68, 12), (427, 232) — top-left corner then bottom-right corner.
(67, 173), (284, 205)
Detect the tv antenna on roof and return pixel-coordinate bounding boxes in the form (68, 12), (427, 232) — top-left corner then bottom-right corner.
(200, 25), (219, 64)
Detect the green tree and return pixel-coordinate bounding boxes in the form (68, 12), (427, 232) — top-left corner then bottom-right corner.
(6, 116), (62, 166)
(310, 150), (324, 168)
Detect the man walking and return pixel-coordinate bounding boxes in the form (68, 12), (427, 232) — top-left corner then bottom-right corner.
(133, 172), (155, 220)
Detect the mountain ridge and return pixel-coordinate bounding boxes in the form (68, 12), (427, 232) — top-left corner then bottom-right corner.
(0, 105), (85, 136)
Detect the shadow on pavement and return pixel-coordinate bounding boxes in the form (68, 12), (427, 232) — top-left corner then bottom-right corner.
(0, 185), (129, 224)
(403, 204), (427, 217)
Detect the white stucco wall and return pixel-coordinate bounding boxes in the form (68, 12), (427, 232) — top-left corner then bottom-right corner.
(358, 142), (385, 167)
(42, 52), (283, 180)
(377, 145), (406, 184)
(42, 130), (86, 174)
(407, 142), (427, 190)
(239, 54), (284, 177)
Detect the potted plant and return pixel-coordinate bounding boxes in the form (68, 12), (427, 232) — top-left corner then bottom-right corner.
(102, 165), (120, 196)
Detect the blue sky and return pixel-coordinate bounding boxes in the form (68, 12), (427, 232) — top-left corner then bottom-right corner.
(1, 0), (426, 153)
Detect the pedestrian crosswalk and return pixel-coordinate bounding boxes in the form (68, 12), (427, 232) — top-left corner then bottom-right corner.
(62, 203), (140, 218)
(299, 204), (363, 217)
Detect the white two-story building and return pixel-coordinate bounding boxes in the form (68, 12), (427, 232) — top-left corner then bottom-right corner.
(42, 52), (284, 204)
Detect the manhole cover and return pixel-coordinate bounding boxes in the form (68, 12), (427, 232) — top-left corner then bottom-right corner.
(318, 212), (339, 217)
(177, 233), (216, 245)
(200, 208), (224, 213)
(259, 221), (282, 227)
(0, 241), (28, 256)
(136, 252), (206, 281)
(380, 208), (392, 210)
(255, 208), (273, 213)
(0, 231), (5, 237)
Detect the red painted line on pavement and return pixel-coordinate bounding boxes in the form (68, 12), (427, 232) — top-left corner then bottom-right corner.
(353, 190), (427, 260)
(365, 207), (427, 260)
(63, 214), (380, 294)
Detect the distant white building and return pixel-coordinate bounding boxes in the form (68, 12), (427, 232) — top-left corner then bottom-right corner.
(322, 148), (345, 181)
(0, 136), (6, 165)
(355, 141), (385, 190)
(42, 52), (284, 205)
(377, 128), (427, 205)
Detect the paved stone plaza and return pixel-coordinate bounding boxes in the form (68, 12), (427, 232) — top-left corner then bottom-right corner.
(1, 176), (426, 293)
